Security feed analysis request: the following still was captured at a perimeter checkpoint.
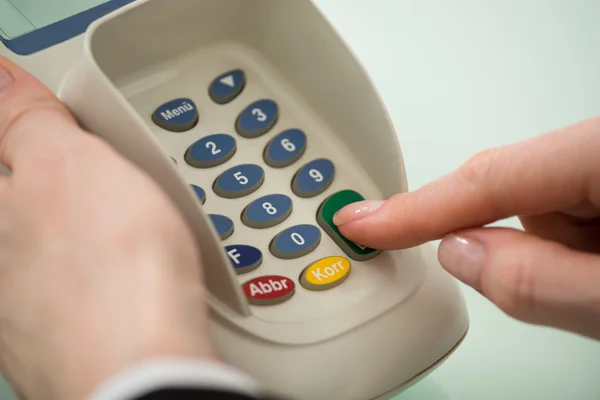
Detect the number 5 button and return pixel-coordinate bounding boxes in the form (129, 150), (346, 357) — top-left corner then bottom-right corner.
(214, 164), (265, 199)
(291, 159), (335, 198)
(236, 99), (279, 138)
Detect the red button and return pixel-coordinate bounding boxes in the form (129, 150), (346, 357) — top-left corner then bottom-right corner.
(242, 275), (295, 306)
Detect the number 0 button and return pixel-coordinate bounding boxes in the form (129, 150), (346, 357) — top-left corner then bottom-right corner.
(270, 224), (321, 259)
(291, 159), (335, 198)
(214, 164), (265, 199)
(264, 129), (307, 168)
(185, 134), (236, 168)
(242, 194), (293, 229)
(235, 99), (279, 138)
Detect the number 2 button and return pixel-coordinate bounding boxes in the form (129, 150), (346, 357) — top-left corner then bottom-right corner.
(185, 134), (236, 168)
(236, 99), (279, 138)
(291, 159), (335, 198)
(214, 164), (265, 199)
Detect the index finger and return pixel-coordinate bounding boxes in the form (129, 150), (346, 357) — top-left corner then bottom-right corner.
(334, 117), (600, 250)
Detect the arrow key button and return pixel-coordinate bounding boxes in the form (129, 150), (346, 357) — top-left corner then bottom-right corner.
(209, 69), (246, 104)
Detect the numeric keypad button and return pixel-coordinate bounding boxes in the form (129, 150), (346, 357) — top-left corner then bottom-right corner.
(225, 245), (263, 274)
(209, 69), (246, 104)
(185, 134), (236, 168)
(235, 99), (279, 138)
(209, 214), (234, 240)
(270, 224), (321, 259)
(242, 194), (293, 229)
(263, 129), (307, 168)
(291, 159), (335, 198)
(191, 184), (207, 205)
(214, 164), (265, 199)
(152, 98), (199, 132)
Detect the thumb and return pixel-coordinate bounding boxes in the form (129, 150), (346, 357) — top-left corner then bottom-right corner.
(439, 227), (600, 340)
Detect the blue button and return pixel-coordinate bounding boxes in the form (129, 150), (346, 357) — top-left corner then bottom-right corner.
(235, 99), (279, 138)
(214, 164), (265, 199)
(185, 134), (237, 168)
(242, 194), (293, 229)
(152, 98), (199, 132)
(264, 129), (307, 168)
(270, 224), (321, 259)
(191, 184), (206, 205)
(209, 214), (234, 240)
(225, 245), (263, 274)
(209, 69), (246, 104)
(291, 159), (335, 198)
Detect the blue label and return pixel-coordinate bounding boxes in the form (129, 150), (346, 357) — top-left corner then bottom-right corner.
(294, 159), (335, 195)
(210, 69), (245, 101)
(272, 225), (321, 256)
(191, 184), (206, 204)
(209, 214), (234, 237)
(245, 194), (292, 225)
(215, 164), (264, 195)
(266, 129), (307, 166)
(237, 99), (278, 136)
(188, 134), (236, 163)
(153, 98), (198, 127)
(225, 245), (262, 272)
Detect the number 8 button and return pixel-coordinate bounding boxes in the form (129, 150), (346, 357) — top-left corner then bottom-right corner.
(242, 194), (293, 229)
(291, 159), (335, 198)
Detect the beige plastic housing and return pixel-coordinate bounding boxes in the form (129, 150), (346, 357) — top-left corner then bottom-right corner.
(58, 0), (469, 398)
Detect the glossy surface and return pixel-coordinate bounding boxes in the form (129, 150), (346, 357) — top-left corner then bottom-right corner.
(185, 133), (236, 168)
(235, 99), (279, 138)
(151, 98), (198, 132)
(263, 128), (307, 168)
(225, 245), (262, 275)
(242, 275), (295, 306)
(213, 164), (265, 198)
(242, 194), (293, 229)
(209, 69), (246, 104)
(270, 224), (321, 259)
(291, 158), (335, 198)
(209, 214), (234, 240)
(300, 256), (351, 291)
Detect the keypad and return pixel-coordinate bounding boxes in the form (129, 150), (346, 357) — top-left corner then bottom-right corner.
(242, 194), (293, 229)
(270, 224), (321, 260)
(291, 158), (335, 198)
(213, 164), (265, 198)
(209, 69), (246, 104)
(263, 129), (307, 168)
(152, 98), (199, 132)
(209, 214), (234, 240)
(145, 68), (382, 308)
(185, 134), (236, 168)
(236, 99), (279, 138)
(226, 245), (263, 274)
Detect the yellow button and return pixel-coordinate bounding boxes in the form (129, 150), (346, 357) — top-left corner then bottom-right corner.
(300, 256), (351, 291)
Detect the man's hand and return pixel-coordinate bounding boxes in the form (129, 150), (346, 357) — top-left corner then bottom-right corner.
(334, 116), (600, 340)
(0, 59), (215, 400)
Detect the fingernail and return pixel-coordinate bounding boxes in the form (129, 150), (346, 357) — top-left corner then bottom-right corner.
(333, 200), (384, 226)
(438, 234), (486, 289)
(0, 67), (13, 91)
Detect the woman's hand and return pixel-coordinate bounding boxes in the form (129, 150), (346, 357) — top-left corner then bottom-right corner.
(0, 59), (215, 400)
(334, 116), (600, 340)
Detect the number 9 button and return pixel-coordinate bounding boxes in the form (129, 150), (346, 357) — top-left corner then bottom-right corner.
(291, 158), (335, 198)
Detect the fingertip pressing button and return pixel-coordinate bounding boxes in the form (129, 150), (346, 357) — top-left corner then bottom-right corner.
(270, 224), (321, 260)
(225, 245), (263, 274)
(209, 69), (246, 104)
(185, 134), (237, 168)
(317, 190), (382, 261)
(214, 164), (265, 199)
(191, 184), (206, 205)
(209, 214), (234, 240)
(263, 128), (307, 168)
(242, 194), (293, 229)
(235, 99), (279, 138)
(242, 275), (295, 306)
(152, 98), (199, 132)
(300, 256), (351, 291)
(291, 158), (335, 198)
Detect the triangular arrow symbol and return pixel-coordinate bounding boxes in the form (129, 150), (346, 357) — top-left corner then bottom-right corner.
(220, 75), (235, 87)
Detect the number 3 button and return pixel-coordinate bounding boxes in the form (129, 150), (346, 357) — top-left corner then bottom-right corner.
(291, 159), (335, 198)
(236, 99), (279, 138)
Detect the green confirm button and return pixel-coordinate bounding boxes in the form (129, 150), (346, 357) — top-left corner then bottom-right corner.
(317, 190), (382, 261)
